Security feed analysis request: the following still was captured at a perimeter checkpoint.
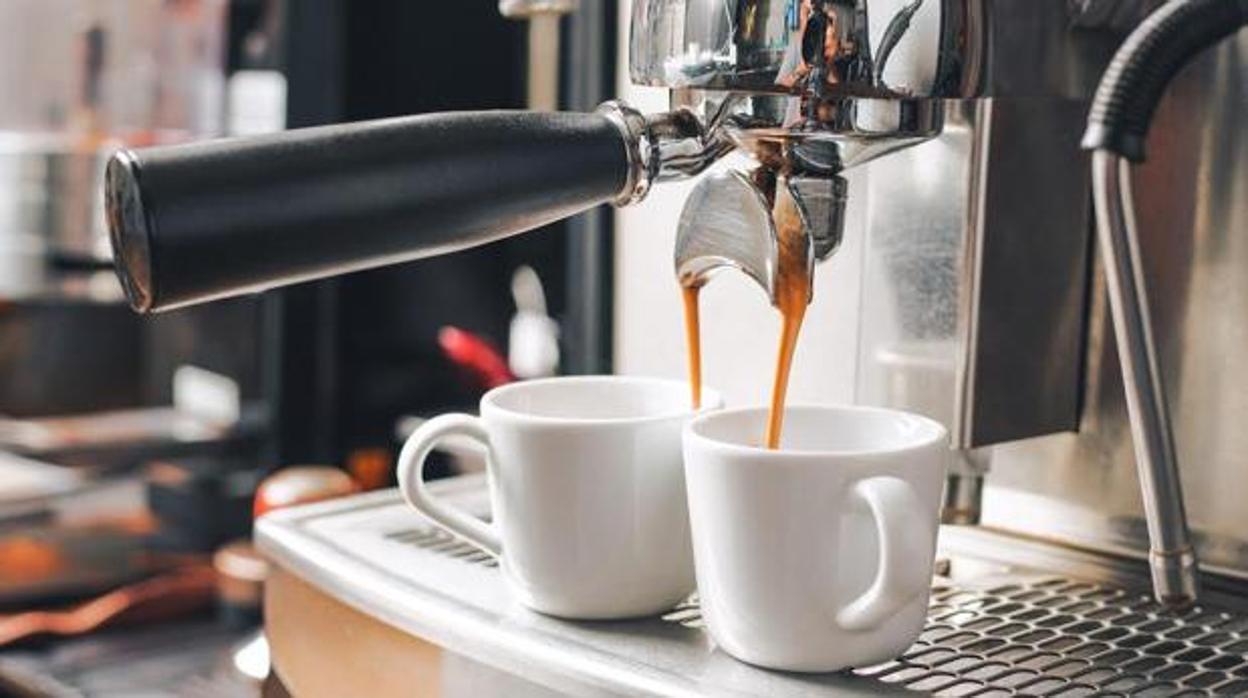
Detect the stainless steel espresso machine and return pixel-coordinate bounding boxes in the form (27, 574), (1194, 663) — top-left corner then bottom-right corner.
(103, 0), (1248, 694)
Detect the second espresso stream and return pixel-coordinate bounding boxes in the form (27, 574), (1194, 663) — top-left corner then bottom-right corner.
(682, 178), (810, 449)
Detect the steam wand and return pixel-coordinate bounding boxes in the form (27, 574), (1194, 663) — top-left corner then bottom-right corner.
(1082, 0), (1248, 607)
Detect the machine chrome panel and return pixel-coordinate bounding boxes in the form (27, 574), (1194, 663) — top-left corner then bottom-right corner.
(984, 35), (1248, 576)
(853, 98), (1091, 449)
(630, 0), (1118, 99)
(849, 33), (1248, 578)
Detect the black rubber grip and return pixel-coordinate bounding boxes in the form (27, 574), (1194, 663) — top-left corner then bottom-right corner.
(106, 110), (629, 312)
(1082, 0), (1248, 162)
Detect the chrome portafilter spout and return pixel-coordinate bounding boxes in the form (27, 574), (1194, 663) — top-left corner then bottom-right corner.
(618, 93), (858, 302)
(648, 0), (945, 303)
(676, 170), (783, 297)
(674, 166), (847, 302)
(667, 86), (929, 304)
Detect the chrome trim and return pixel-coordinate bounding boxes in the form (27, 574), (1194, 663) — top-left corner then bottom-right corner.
(596, 100), (652, 206)
(598, 99), (739, 207)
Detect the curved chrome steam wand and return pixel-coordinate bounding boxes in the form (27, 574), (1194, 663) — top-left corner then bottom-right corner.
(1083, 0), (1248, 608)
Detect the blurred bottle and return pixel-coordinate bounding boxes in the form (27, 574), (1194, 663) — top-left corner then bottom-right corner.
(508, 265), (561, 379)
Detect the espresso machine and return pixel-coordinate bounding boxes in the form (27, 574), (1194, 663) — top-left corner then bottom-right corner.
(104, 0), (1248, 693)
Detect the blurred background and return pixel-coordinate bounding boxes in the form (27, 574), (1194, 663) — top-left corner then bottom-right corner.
(0, 1), (615, 695)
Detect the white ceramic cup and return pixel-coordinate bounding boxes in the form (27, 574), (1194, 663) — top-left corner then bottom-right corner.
(397, 375), (721, 619)
(683, 405), (948, 672)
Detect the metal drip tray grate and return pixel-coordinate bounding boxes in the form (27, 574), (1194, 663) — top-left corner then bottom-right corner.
(856, 580), (1248, 696)
(380, 521), (1248, 696)
(258, 483), (1248, 697)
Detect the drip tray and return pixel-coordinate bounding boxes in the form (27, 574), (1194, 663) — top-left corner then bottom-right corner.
(257, 475), (1248, 697)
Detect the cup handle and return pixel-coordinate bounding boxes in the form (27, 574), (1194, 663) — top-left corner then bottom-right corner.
(836, 476), (934, 631)
(396, 414), (501, 556)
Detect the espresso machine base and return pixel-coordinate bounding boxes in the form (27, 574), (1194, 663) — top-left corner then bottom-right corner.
(257, 475), (1248, 697)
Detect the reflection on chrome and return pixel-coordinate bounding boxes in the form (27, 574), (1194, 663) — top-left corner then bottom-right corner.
(632, 0), (943, 98)
(632, 0), (1112, 101)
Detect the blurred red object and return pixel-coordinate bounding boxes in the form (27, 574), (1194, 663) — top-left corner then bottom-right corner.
(438, 326), (515, 390)
(347, 448), (392, 491)
(253, 466), (359, 519)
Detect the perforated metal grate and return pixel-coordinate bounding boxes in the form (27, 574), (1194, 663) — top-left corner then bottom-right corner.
(859, 579), (1248, 696)
(392, 524), (1248, 696)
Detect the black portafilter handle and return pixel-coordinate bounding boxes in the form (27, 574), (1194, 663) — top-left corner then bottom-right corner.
(106, 109), (637, 313)
(1082, 0), (1248, 162)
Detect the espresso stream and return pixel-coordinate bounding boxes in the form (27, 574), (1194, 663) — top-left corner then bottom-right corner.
(682, 179), (809, 449)
(682, 284), (704, 410)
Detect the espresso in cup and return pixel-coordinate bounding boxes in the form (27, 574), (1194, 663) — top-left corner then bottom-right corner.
(683, 404), (948, 672)
(397, 375), (721, 619)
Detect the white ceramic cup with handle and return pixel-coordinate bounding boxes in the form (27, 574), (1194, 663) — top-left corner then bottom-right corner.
(683, 404), (948, 672)
(398, 375), (721, 619)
